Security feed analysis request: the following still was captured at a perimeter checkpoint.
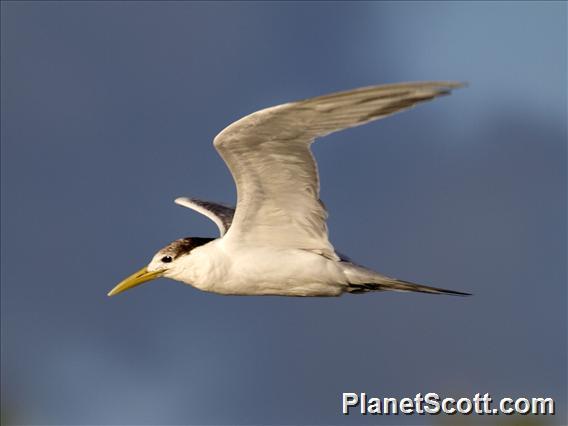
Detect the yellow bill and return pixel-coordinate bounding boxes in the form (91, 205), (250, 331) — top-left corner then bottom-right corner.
(108, 266), (162, 297)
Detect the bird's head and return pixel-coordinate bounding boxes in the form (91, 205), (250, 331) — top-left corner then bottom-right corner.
(107, 237), (214, 297)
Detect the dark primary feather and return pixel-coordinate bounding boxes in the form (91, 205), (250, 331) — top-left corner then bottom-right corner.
(186, 199), (235, 232)
(175, 197), (235, 236)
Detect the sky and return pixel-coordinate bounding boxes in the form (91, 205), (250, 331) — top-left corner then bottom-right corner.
(1, 1), (566, 425)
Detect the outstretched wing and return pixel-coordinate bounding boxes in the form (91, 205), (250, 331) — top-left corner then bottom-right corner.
(214, 81), (464, 257)
(174, 197), (235, 236)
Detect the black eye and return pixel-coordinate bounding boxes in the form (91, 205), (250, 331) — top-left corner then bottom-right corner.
(161, 256), (173, 263)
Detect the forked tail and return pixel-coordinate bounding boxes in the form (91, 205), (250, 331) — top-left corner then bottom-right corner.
(347, 279), (471, 296)
(342, 262), (471, 296)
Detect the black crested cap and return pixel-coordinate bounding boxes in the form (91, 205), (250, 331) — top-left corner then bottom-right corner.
(160, 237), (214, 259)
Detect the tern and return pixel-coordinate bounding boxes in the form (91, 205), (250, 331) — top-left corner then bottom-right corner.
(108, 81), (471, 298)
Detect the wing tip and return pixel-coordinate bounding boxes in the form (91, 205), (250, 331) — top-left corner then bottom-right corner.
(445, 81), (469, 92)
(420, 81), (468, 95)
(439, 80), (468, 88)
(439, 289), (473, 297)
(417, 80), (468, 89)
(174, 197), (196, 209)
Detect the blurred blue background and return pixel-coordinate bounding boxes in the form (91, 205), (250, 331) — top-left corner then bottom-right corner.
(1, 2), (566, 425)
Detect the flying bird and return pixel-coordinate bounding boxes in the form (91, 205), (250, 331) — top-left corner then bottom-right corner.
(108, 81), (470, 298)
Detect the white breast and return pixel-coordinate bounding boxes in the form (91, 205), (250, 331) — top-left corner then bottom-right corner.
(168, 239), (347, 296)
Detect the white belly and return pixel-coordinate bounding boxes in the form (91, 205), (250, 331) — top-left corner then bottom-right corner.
(168, 239), (347, 296)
